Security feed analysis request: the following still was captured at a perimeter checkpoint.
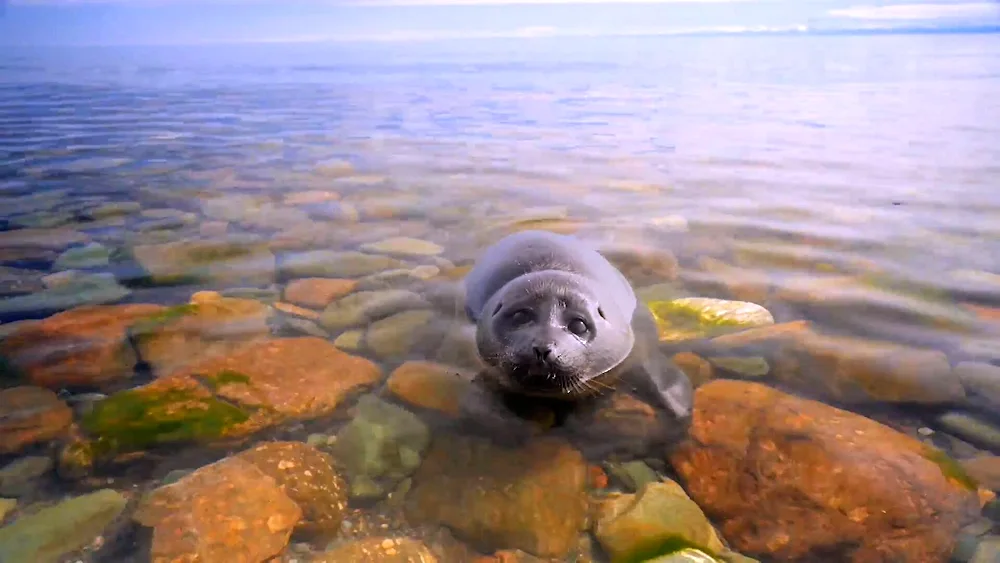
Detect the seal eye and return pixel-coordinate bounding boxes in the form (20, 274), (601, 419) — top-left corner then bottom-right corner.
(598, 307), (606, 320)
(510, 309), (534, 326)
(568, 318), (589, 336)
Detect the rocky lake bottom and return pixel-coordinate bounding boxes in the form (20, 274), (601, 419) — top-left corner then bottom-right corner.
(1, 157), (999, 563)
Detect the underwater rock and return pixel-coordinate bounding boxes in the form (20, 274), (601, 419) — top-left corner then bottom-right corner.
(0, 303), (165, 389)
(0, 456), (53, 497)
(134, 456), (300, 563)
(360, 237), (444, 258)
(599, 244), (679, 286)
(386, 361), (473, 417)
(234, 441), (350, 540)
(365, 309), (440, 360)
(954, 362), (1000, 406)
(331, 394), (431, 500)
(647, 298), (774, 344)
(707, 320), (813, 357)
(284, 277), (357, 309)
(319, 289), (429, 333)
(669, 380), (982, 563)
(81, 337), (381, 459)
(936, 412), (1000, 453)
(405, 434), (588, 559)
(281, 250), (402, 279)
(84, 201), (141, 220)
(309, 537), (439, 562)
(695, 257), (771, 304)
(707, 356), (770, 378)
(0, 227), (89, 251)
(671, 353), (714, 389)
(961, 456), (1000, 492)
(0, 488), (127, 563)
(0, 387), (73, 454)
(0, 498), (13, 521)
(592, 479), (726, 563)
(773, 329), (964, 405)
(0, 266), (46, 298)
(130, 237), (276, 287)
(52, 242), (111, 271)
(129, 296), (271, 376)
(0, 272), (131, 322)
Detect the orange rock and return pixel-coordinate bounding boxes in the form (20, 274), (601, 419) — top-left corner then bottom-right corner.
(962, 302), (1000, 322)
(0, 386), (72, 454)
(669, 380), (982, 563)
(708, 320), (813, 354)
(309, 537), (438, 562)
(80, 337), (383, 457)
(671, 352), (714, 388)
(234, 441), (349, 540)
(386, 361), (472, 417)
(170, 336), (382, 423)
(588, 465), (609, 490)
(0, 304), (166, 389)
(273, 301), (321, 320)
(134, 456), (302, 563)
(284, 278), (357, 309)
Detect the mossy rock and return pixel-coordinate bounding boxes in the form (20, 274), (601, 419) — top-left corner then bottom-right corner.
(80, 378), (252, 457)
(922, 447), (978, 491)
(647, 298), (774, 344)
(128, 303), (200, 336)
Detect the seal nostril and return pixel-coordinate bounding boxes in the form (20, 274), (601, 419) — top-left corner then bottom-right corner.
(533, 345), (551, 361)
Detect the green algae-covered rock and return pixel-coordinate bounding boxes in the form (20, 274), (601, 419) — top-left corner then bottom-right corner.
(605, 460), (660, 493)
(647, 298), (774, 343)
(330, 394), (430, 500)
(0, 488), (127, 563)
(80, 376), (252, 457)
(593, 479), (726, 563)
(707, 356), (770, 378)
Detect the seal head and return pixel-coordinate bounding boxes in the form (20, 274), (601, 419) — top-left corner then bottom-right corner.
(464, 231), (637, 399)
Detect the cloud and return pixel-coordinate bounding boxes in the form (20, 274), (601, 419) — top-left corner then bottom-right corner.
(828, 2), (1000, 21)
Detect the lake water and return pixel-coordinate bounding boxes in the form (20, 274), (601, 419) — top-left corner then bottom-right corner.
(1, 33), (999, 563)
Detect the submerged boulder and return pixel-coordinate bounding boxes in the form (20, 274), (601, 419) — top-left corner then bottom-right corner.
(0, 303), (166, 389)
(668, 380), (981, 563)
(80, 337), (381, 460)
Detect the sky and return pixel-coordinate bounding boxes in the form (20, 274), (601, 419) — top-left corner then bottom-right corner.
(0, 0), (998, 46)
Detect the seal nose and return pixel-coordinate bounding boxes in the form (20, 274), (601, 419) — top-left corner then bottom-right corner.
(533, 345), (552, 362)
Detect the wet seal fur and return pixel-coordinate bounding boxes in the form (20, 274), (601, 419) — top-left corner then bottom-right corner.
(460, 230), (694, 452)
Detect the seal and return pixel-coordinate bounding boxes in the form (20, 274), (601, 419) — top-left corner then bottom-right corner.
(460, 229), (693, 450)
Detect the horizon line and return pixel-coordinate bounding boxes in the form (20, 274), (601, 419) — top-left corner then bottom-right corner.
(2, 23), (999, 47)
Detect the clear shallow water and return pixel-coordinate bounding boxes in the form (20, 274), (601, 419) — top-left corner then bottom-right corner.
(1, 33), (1000, 563)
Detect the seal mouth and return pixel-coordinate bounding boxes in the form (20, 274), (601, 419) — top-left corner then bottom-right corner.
(505, 361), (598, 397)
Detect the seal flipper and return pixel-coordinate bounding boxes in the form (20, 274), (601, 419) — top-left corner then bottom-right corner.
(627, 349), (694, 429)
(624, 305), (694, 437)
